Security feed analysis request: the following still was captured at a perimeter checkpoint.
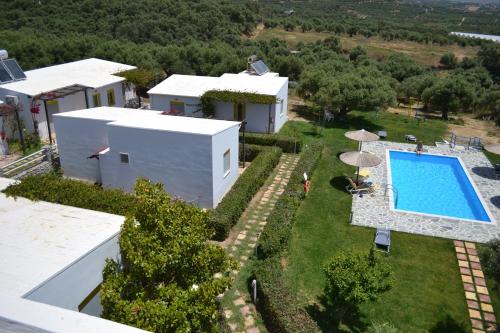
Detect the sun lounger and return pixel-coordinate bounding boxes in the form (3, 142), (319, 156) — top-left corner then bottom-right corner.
(345, 176), (375, 194)
(374, 228), (391, 252)
(377, 130), (387, 139)
(405, 135), (417, 142)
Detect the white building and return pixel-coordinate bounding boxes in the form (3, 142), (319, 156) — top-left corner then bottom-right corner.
(0, 58), (136, 142)
(54, 107), (240, 208)
(0, 177), (148, 332)
(148, 71), (288, 133)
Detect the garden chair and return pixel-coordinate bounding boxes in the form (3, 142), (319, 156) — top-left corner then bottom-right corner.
(405, 134), (417, 142)
(374, 228), (391, 252)
(377, 130), (387, 139)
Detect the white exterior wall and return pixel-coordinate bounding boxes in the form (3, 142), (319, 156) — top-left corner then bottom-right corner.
(0, 87), (33, 139)
(54, 116), (111, 183)
(274, 79), (289, 132)
(149, 94), (203, 117)
(0, 81), (126, 142)
(100, 126), (216, 208)
(211, 126), (239, 207)
(24, 234), (120, 315)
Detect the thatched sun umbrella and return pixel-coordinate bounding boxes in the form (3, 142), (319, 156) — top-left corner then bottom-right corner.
(345, 129), (379, 151)
(339, 151), (382, 183)
(484, 144), (500, 155)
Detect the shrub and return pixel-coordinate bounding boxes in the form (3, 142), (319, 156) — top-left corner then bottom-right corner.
(479, 238), (500, 283)
(366, 322), (401, 333)
(258, 143), (323, 258)
(3, 172), (135, 215)
(101, 179), (236, 332)
(208, 145), (282, 240)
(253, 257), (320, 333)
(323, 249), (393, 314)
(241, 132), (302, 153)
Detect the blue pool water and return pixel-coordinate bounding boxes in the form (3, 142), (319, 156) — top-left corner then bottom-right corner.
(388, 151), (491, 222)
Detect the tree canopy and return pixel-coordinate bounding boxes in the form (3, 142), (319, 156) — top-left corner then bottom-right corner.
(101, 179), (236, 333)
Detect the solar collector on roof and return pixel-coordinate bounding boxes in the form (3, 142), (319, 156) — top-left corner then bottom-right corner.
(3, 59), (27, 80)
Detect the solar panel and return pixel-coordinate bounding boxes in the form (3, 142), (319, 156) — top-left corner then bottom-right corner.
(3, 59), (26, 80)
(251, 60), (269, 76)
(0, 63), (12, 83)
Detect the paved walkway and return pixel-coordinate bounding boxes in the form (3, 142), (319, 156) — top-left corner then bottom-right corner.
(351, 141), (500, 243)
(454, 240), (497, 332)
(221, 154), (299, 333)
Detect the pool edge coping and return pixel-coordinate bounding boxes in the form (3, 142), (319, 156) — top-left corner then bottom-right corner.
(385, 149), (496, 225)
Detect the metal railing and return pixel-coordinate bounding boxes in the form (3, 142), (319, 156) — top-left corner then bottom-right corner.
(384, 183), (399, 209)
(0, 145), (57, 178)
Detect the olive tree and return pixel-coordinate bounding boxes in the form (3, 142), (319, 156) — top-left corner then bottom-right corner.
(101, 179), (236, 333)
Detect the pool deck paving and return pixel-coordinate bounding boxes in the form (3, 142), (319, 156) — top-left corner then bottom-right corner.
(454, 240), (497, 332)
(351, 141), (500, 243)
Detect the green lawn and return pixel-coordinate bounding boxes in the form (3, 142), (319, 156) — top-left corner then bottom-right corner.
(279, 111), (471, 332)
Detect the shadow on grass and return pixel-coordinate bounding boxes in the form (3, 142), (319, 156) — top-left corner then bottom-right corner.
(429, 314), (468, 333)
(323, 115), (385, 133)
(471, 167), (497, 180)
(291, 104), (320, 122)
(330, 176), (349, 192)
(306, 294), (367, 333)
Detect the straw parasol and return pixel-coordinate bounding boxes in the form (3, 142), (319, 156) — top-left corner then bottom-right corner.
(484, 144), (500, 155)
(339, 151), (382, 182)
(345, 129), (379, 150)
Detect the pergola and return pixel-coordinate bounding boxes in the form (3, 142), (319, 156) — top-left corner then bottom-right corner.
(35, 84), (90, 144)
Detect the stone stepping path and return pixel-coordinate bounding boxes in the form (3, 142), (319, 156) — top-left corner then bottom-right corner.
(454, 240), (497, 332)
(222, 154), (299, 333)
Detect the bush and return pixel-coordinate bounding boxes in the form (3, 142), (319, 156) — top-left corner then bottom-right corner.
(479, 238), (500, 283)
(3, 172), (135, 215)
(366, 322), (401, 333)
(208, 145), (282, 240)
(253, 257), (320, 333)
(323, 249), (393, 311)
(241, 132), (302, 153)
(258, 143), (323, 258)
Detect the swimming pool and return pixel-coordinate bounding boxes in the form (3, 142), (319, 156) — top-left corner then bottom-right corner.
(387, 150), (492, 223)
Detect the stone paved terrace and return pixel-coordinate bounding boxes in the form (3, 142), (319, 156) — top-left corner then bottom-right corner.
(351, 141), (500, 243)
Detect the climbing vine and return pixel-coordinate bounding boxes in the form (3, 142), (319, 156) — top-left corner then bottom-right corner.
(200, 90), (277, 118)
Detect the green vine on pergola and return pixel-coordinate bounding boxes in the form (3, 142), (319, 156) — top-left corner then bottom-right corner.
(200, 90), (277, 118)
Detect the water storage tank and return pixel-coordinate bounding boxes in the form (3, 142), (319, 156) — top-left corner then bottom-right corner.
(0, 49), (8, 61)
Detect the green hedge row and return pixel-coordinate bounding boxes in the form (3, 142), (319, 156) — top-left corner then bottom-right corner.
(254, 257), (320, 333)
(208, 145), (282, 241)
(241, 132), (302, 153)
(253, 143), (323, 333)
(3, 172), (135, 216)
(258, 143), (323, 258)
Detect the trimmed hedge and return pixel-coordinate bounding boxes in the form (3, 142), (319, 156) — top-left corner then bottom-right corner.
(3, 172), (135, 216)
(253, 143), (323, 333)
(258, 143), (323, 258)
(208, 145), (282, 240)
(241, 132), (302, 153)
(254, 257), (320, 333)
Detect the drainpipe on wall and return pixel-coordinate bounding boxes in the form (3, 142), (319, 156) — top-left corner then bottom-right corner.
(43, 100), (53, 145)
(84, 89), (90, 109)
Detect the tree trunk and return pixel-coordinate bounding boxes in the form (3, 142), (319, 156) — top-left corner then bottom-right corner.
(442, 109), (449, 120)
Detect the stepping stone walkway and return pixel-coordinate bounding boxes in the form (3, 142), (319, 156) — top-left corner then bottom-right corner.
(223, 154), (299, 333)
(454, 240), (497, 332)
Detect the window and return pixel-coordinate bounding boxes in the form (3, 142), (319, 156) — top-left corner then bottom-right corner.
(170, 100), (185, 115)
(233, 103), (246, 121)
(107, 88), (116, 106)
(120, 152), (129, 164)
(93, 92), (101, 107)
(279, 100), (284, 116)
(223, 149), (230, 177)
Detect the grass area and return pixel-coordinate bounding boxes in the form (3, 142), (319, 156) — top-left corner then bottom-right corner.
(484, 151), (500, 165)
(278, 111), (471, 332)
(255, 28), (478, 66)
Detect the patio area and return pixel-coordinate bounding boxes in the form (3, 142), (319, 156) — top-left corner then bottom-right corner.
(351, 141), (500, 243)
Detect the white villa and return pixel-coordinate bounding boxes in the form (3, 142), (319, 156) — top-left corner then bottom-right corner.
(148, 71), (288, 133)
(0, 57), (136, 142)
(54, 107), (240, 208)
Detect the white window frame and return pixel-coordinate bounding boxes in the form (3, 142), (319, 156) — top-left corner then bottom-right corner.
(223, 149), (230, 178)
(279, 99), (284, 116)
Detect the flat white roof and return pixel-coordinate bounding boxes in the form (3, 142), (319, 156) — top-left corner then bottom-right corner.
(0, 58), (136, 96)
(54, 107), (241, 135)
(147, 73), (287, 98)
(0, 177), (124, 298)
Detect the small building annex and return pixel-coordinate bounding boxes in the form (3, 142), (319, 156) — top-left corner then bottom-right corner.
(54, 107), (240, 209)
(147, 70), (288, 134)
(0, 55), (136, 142)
